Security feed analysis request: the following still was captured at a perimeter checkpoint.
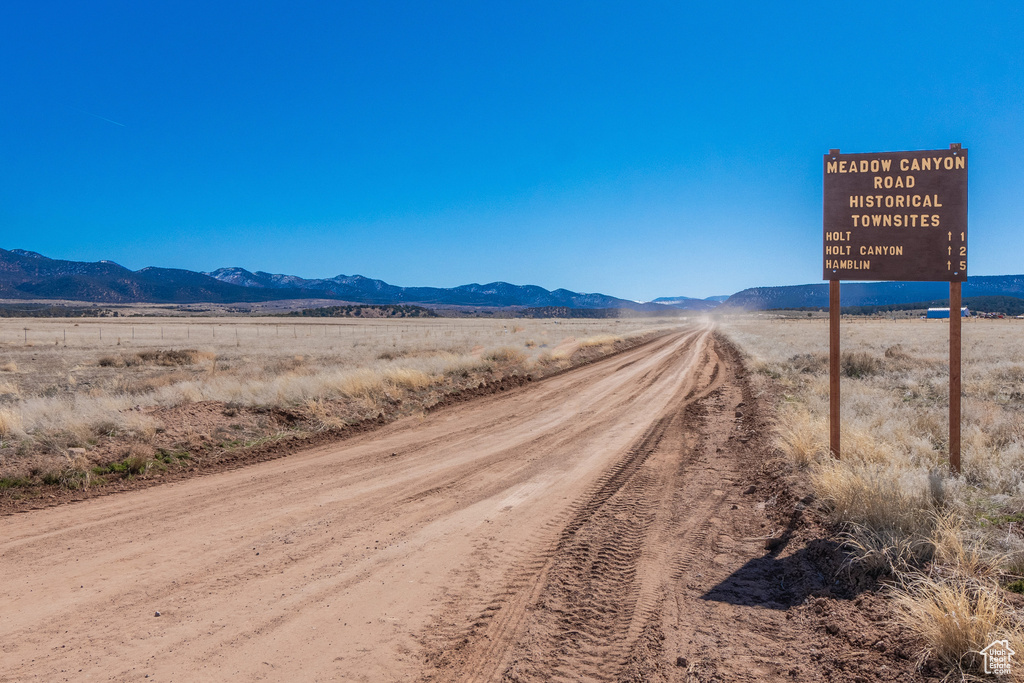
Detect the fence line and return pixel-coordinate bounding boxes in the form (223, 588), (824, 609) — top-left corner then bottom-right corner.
(1, 317), (667, 349)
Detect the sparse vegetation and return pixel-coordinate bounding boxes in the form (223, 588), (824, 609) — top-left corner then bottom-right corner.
(0, 317), (680, 498)
(723, 316), (1024, 679)
(98, 348), (207, 368)
(892, 572), (1017, 673)
(281, 304), (437, 318)
(578, 334), (619, 348)
(483, 347), (527, 364)
(0, 406), (23, 439)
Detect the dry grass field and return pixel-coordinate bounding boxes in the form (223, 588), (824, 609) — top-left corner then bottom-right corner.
(6, 311), (1022, 679)
(0, 316), (686, 492)
(721, 315), (1024, 679)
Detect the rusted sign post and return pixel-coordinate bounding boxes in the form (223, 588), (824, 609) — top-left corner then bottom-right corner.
(823, 145), (968, 472)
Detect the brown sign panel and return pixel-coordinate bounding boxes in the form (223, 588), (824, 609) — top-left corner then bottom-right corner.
(823, 147), (968, 281)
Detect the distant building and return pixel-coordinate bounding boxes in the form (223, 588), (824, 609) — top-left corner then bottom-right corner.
(926, 307), (970, 319)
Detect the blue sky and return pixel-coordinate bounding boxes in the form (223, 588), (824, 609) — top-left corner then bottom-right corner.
(2, 1), (1022, 300)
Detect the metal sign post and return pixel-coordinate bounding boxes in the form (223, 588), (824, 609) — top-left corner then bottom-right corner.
(823, 145), (968, 472)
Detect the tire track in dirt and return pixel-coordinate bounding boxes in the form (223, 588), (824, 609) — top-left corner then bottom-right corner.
(414, 332), (935, 683)
(425, 335), (730, 682)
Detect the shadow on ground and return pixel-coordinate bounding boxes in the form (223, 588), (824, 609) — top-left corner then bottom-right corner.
(700, 511), (876, 609)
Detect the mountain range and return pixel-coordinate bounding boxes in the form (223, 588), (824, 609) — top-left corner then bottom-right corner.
(722, 276), (1024, 309)
(204, 266), (719, 311)
(3, 248), (1022, 312)
(0, 249), (717, 311)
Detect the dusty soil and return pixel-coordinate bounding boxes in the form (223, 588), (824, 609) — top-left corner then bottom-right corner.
(0, 323), (934, 681)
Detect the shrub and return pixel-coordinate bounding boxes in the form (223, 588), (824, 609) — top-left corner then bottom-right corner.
(841, 351), (883, 378)
(884, 344), (911, 360)
(98, 349), (202, 369)
(484, 347), (527, 364)
(787, 353), (828, 374)
(135, 349), (202, 366)
(41, 452), (93, 490)
(123, 453), (149, 475)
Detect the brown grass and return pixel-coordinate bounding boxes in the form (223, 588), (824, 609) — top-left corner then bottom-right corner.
(812, 460), (938, 572)
(0, 407), (23, 439)
(483, 346), (528, 364)
(892, 573), (1022, 677)
(774, 405), (827, 468)
(0, 317), (680, 481)
(722, 316), (1024, 675)
(578, 334), (618, 348)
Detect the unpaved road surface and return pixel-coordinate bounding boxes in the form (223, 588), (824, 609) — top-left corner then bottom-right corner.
(0, 324), (920, 682)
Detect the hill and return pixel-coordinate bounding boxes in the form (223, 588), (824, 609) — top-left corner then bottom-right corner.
(0, 249), (333, 304)
(0, 249), (684, 312)
(722, 275), (1024, 310)
(205, 266), (674, 311)
(837, 295), (1024, 317)
(648, 295), (722, 311)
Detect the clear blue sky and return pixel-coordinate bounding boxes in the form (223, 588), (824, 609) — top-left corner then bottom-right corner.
(2, 1), (1022, 300)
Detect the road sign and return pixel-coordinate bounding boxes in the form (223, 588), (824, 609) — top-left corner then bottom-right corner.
(822, 145), (968, 473)
(823, 146), (968, 281)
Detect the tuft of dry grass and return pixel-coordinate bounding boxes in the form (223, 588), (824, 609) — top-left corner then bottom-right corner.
(545, 349), (572, 362)
(930, 513), (1011, 580)
(892, 572), (1022, 677)
(382, 367), (433, 391)
(811, 461), (936, 534)
(0, 406), (24, 439)
(302, 398), (345, 431)
(774, 405), (827, 467)
(787, 352), (828, 374)
(335, 368), (387, 400)
(119, 445), (154, 476)
(41, 452), (93, 490)
(484, 347), (527, 364)
(812, 460), (938, 572)
(0, 361), (17, 372)
(578, 334), (618, 348)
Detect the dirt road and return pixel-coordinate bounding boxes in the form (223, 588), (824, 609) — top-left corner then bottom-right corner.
(1, 323), (884, 682)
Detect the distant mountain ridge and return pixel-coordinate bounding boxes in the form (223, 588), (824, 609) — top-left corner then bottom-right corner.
(0, 249), (331, 303)
(0, 248), (702, 310)
(649, 295), (723, 311)
(204, 266), (694, 310)
(7, 248), (1024, 312)
(722, 276), (1024, 309)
